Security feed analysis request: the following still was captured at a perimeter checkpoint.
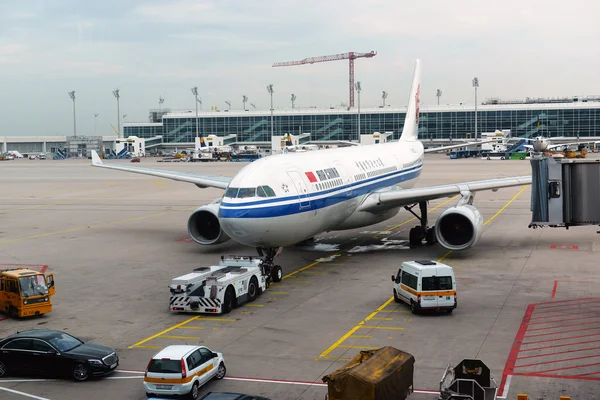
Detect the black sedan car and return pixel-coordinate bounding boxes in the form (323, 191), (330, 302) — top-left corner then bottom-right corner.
(0, 329), (118, 381)
(199, 393), (272, 400)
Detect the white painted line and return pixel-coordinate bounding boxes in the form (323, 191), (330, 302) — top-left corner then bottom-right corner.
(0, 379), (55, 383)
(116, 369), (145, 374)
(0, 386), (51, 400)
(497, 375), (512, 399)
(105, 376), (144, 380)
(223, 376), (327, 387)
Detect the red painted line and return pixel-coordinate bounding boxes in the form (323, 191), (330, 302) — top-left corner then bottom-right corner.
(575, 371), (600, 377)
(0, 316), (8, 322)
(523, 332), (600, 346)
(551, 280), (558, 298)
(533, 297), (600, 307)
(499, 304), (534, 397)
(514, 353), (600, 369)
(525, 325), (600, 338)
(520, 338), (600, 353)
(550, 244), (578, 250)
(530, 310), (600, 321)
(529, 315), (600, 326)
(521, 361), (600, 375)
(517, 345), (600, 360)
(532, 304), (600, 316)
(514, 372), (600, 381)
(527, 320), (600, 332)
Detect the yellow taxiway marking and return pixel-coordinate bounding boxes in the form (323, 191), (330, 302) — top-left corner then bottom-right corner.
(195, 317), (237, 322)
(318, 186), (528, 360)
(268, 291), (288, 295)
(129, 316), (200, 349)
(379, 310), (410, 313)
(350, 335), (372, 339)
(339, 345), (379, 350)
(178, 326), (205, 330)
(244, 304), (264, 307)
(161, 335), (200, 340)
(369, 317), (393, 321)
(132, 345), (162, 349)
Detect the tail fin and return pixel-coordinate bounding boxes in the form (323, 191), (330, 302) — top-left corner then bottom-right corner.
(399, 59), (422, 142)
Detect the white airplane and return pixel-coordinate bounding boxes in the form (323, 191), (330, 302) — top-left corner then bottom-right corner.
(521, 136), (596, 152)
(90, 59), (531, 282)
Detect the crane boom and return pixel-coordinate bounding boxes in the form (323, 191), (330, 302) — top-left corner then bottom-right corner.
(272, 51), (377, 108)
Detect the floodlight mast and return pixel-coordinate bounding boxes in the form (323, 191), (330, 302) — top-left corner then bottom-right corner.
(472, 78), (479, 141)
(191, 87), (199, 139)
(113, 89), (120, 137)
(242, 95), (248, 111)
(267, 84), (274, 137)
(159, 96), (164, 112)
(355, 81), (362, 139)
(68, 91), (76, 137)
(381, 90), (387, 107)
(291, 94), (296, 109)
(436, 89), (442, 105)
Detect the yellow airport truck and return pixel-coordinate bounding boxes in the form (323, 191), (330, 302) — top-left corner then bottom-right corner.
(0, 268), (55, 318)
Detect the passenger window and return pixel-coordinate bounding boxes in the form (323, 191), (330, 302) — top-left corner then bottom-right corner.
(237, 188), (256, 198)
(225, 187), (239, 198)
(7, 280), (18, 293)
(33, 340), (53, 352)
(257, 186), (267, 197)
(262, 186), (276, 197)
(3, 339), (33, 351)
(198, 347), (213, 364)
(422, 277), (436, 291)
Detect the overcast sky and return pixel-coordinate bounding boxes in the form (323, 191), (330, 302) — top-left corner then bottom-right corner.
(1, 0), (599, 137)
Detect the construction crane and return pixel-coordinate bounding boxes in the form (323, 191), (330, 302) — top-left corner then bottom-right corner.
(272, 51), (377, 108)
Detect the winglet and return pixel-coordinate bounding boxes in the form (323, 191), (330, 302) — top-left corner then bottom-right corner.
(91, 150), (103, 166)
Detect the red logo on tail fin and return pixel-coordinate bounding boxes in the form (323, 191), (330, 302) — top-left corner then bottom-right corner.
(415, 84), (421, 124)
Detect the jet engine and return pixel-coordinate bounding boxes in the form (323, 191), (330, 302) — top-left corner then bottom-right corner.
(434, 205), (483, 251)
(187, 202), (230, 245)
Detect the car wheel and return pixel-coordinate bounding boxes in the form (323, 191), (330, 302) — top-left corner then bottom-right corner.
(271, 265), (283, 282)
(393, 289), (401, 303)
(188, 381), (199, 400)
(410, 301), (418, 315)
(73, 364), (89, 382)
(215, 362), (226, 380)
(0, 360), (7, 377)
(248, 277), (258, 302)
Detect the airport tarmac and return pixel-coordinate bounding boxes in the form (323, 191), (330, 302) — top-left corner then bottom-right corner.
(1, 154), (600, 400)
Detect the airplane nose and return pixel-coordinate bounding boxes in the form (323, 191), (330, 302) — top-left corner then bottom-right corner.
(220, 218), (259, 247)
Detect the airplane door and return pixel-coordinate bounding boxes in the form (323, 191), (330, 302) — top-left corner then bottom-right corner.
(287, 171), (311, 209)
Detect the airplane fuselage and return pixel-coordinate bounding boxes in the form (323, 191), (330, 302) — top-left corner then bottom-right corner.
(218, 140), (424, 248)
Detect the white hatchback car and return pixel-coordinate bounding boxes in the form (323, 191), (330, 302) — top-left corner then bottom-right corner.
(143, 345), (226, 399)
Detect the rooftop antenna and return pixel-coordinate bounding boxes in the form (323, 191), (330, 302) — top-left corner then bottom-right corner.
(225, 100), (231, 110)
(250, 103), (256, 109)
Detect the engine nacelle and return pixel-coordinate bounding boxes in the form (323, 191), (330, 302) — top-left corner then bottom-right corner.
(187, 203), (230, 245)
(434, 205), (483, 251)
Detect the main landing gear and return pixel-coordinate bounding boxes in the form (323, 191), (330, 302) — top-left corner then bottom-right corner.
(256, 247), (283, 287)
(404, 201), (437, 247)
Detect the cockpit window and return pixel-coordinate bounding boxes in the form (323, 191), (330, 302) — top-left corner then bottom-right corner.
(257, 186), (267, 197)
(225, 187), (239, 198)
(237, 188), (256, 198)
(262, 186), (276, 197)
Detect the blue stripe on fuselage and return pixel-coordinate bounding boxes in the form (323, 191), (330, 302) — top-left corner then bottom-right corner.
(218, 166), (421, 219)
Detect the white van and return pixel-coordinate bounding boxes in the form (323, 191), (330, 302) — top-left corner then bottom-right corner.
(391, 260), (456, 314)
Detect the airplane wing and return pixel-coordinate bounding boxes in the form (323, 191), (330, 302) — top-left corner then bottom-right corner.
(423, 140), (493, 153)
(89, 151), (232, 189)
(358, 175), (531, 212)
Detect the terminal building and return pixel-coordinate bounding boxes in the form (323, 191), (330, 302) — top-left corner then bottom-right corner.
(123, 96), (600, 147)
(3, 96), (600, 157)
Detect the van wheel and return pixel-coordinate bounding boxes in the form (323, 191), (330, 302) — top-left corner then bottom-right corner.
(188, 381), (199, 400)
(393, 289), (401, 303)
(410, 301), (418, 315)
(447, 309), (454, 314)
(222, 286), (235, 314)
(248, 277), (258, 302)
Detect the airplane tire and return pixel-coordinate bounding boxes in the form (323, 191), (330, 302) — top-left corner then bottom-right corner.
(426, 228), (437, 246)
(271, 265), (283, 282)
(409, 227), (423, 246)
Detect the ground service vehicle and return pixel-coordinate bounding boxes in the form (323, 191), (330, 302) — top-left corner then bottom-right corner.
(169, 256), (282, 315)
(144, 345), (226, 399)
(0, 329), (118, 381)
(391, 260), (456, 314)
(0, 268), (56, 318)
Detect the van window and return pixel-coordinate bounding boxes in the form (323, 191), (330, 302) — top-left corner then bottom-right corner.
(422, 276), (453, 291)
(401, 271), (418, 290)
(148, 359), (182, 374)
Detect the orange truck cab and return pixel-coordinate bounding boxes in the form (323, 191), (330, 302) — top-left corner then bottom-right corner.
(0, 268), (55, 318)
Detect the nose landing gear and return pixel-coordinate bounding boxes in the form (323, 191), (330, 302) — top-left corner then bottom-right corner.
(257, 247), (284, 287)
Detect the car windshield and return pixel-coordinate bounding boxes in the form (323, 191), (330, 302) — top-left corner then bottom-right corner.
(47, 332), (83, 352)
(18, 275), (49, 297)
(148, 359), (182, 374)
